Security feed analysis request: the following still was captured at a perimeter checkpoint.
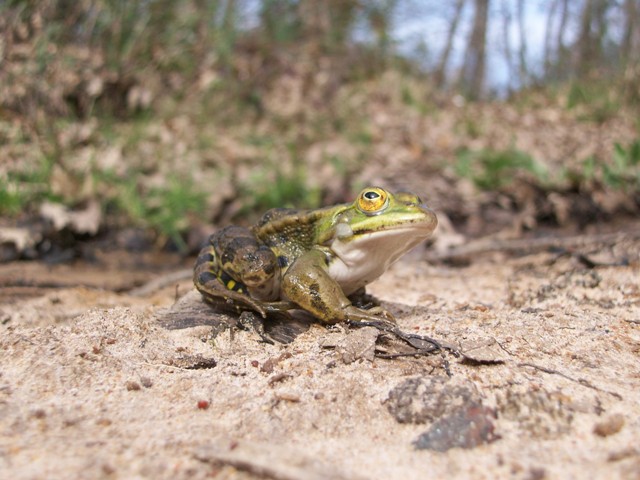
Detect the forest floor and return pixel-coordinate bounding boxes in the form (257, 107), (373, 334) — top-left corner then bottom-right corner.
(1, 221), (639, 479)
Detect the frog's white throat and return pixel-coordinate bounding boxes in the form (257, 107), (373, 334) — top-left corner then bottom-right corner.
(327, 226), (431, 296)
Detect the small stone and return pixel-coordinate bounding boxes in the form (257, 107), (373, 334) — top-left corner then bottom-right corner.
(336, 326), (379, 364)
(593, 413), (625, 437)
(413, 402), (498, 451)
(460, 337), (505, 364)
(527, 467), (547, 480)
(125, 381), (141, 391)
(140, 376), (153, 388)
(30, 409), (46, 419)
(275, 392), (300, 403)
(386, 376), (481, 424)
(268, 373), (292, 386)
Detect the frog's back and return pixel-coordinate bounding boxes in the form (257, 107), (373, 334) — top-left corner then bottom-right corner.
(252, 205), (342, 263)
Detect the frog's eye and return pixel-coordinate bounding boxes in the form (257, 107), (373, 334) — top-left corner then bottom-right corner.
(357, 187), (389, 214)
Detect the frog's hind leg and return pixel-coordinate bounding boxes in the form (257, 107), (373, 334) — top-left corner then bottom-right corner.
(193, 241), (270, 317)
(194, 230), (296, 317)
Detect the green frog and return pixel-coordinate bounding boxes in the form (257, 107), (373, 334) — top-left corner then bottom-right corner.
(194, 186), (437, 325)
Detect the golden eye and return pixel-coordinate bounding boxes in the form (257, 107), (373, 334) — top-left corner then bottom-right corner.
(357, 187), (388, 214)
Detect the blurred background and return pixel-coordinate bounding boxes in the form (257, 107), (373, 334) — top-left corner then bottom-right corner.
(1, 0), (639, 261)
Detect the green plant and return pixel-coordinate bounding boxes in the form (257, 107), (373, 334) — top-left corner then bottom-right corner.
(115, 175), (206, 251)
(566, 82), (621, 124)
(0, 155), (57, 216)
(599, 140), (640, 190)
(563, 139), (640, 191)
(400, 84), (433, 115)
(240, 162), (320, 214)
(455, 147), (547, 190)
(0, 179), (24, 215)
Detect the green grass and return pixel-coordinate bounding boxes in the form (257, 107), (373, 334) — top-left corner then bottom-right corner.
(567, 82), (622, 124)
(239, 162), (321, 214)
(454, 147), (548, 190)
(0, 155), (57, 215)
(114, 175), (207, 251)
(606, 140), (640, 188)
(567, 139), (640, 191)
(0, 179), (25, 215)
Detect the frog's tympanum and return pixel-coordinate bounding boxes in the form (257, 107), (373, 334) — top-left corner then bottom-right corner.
(194, 187), (437, 325)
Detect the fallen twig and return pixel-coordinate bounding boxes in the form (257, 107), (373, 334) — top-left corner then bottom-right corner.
(518, 362), (623, 400)
(128, 268), (192, 296)
(427, 230), (640, 262)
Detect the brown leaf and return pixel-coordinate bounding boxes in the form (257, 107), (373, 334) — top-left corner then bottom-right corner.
(40, 200), (101, 235)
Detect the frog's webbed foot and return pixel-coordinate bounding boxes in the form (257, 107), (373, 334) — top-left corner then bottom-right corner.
(238, 311), (275, 344)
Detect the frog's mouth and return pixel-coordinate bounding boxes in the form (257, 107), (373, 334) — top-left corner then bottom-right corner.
(334, 219), (436, 241)
(331, 221), (436, 266)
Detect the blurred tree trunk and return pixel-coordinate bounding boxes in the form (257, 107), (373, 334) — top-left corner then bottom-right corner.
(576, 0), (611, 76)
(366, 1), (397, 51)
(622, 0), (640, 66)
(556, 0), (569, 52)
(297, 0), (359, 52)
(460, 0), (489, 99)
(499, 0), (515, 91)
(554, 0), (570, 80)
(434, 0), (465, 88)
(543, 0), (559, 76)
(516, 0), (528, 82)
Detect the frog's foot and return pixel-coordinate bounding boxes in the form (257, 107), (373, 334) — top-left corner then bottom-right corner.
(237, 311), (274, 344)
(359, 305), (396, 322)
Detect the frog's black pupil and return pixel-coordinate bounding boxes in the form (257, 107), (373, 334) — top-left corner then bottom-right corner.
(364, 191), (379, 200)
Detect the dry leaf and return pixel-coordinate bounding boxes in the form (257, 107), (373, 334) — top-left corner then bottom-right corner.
(40, 200), (101, 235)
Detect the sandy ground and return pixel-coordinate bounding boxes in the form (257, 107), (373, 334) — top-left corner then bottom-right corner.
(1, 236), (639, 480)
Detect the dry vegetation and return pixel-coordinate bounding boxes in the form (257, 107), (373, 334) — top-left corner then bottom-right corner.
(1, 1), (640, 261)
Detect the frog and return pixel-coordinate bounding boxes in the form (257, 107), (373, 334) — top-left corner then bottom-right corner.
(193, 186), (437, 325)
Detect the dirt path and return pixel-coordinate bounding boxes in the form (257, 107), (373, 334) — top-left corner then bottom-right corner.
(1, 235), (639, 479)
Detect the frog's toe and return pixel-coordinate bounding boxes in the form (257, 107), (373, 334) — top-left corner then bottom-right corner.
(362, 306), (396, 322)
(379, 309), (397, 324)
(342, 305), (397, 325)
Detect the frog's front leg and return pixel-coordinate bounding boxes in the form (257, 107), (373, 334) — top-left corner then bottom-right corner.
(282, 249), (396, 325)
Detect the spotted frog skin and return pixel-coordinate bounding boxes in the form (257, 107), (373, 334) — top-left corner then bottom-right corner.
(194, 187), (437, 324)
